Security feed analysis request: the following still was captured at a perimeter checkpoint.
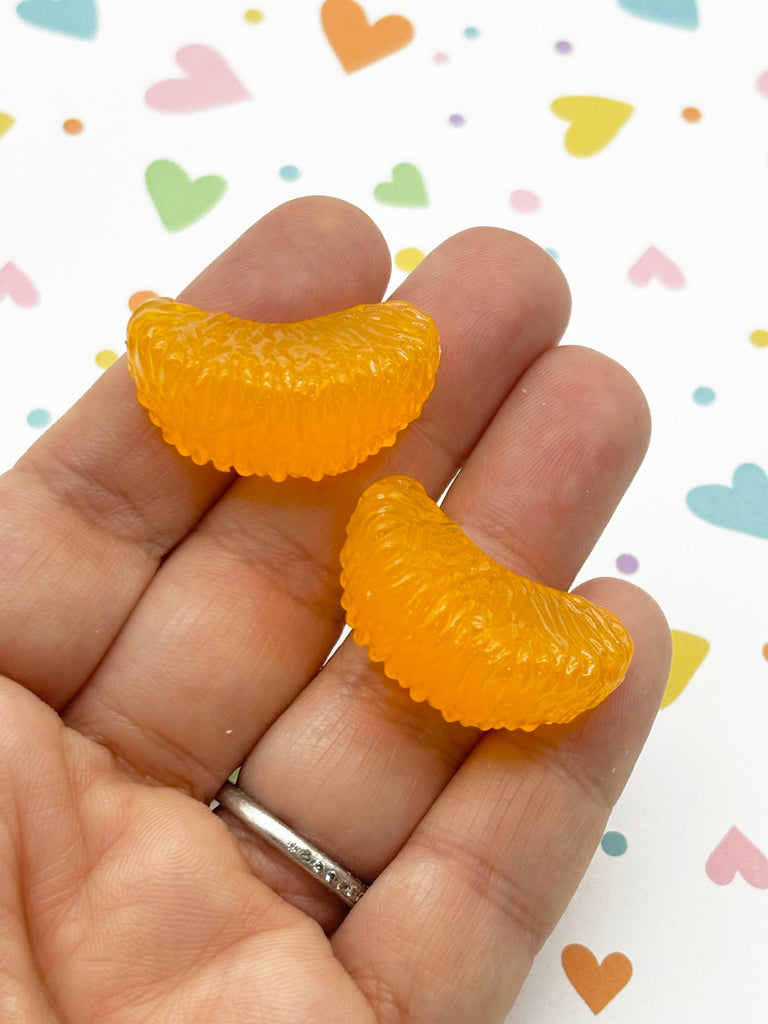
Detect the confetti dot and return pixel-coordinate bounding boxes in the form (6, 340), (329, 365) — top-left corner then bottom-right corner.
(128, 289), (159, 311)
(757, 71), (768, 96)
(394, 247), (425, 272)
(601, 831), (628, 857)
(244, 8), (263, 23)
(279, 164), (301, 182)
(762, 643), (768, 661)
(448, 114), (465, 127)
(27, 408), (51, 429)
(616, 553), (639, 575)
(545, 247), (559, 261)
(555, 40), (573, 54)
(693, 386), (715, 405)
(433, 52), (449, 65)
(749, 329), (768, 348)
(95, 349), (118, 369)
(463, 27), (480, 40)
(682, 106), (701, 122)
(509, 189), (541, 213)
(62, 118), (84, 135)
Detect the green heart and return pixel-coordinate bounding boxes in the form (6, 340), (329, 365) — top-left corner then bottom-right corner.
(374, 162), (428, 207)
(145, 159), (227, 232)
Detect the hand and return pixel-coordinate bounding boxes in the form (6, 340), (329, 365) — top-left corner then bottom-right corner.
(0, 198), (670, 1023)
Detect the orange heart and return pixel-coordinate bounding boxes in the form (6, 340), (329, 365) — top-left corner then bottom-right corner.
(561, 944), (633, 1014)
(321, 0), (414, 73)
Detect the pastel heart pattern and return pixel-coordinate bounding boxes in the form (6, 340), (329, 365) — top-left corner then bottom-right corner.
(145, 45), (250, 113)
(618, 0), (699, 30)
(16, 0), (97, 39)
(551, 96), (634, 156)
(562, 944), (633, 1013)
(661, 630), (710, 708)
(686, 463), (768, 539)
(145, 160), (227, 232)
(0, 262), (40, 307)
(321, 0), (414, 73)
(628, 246), (685, 289)
(374, 162), (428, 207)
(706, 828), (768, 888)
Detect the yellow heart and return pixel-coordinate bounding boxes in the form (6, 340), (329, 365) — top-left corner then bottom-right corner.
(551, 96), (634, 157)
(661, 630), (710, 708)
(0, 112), (15, 140)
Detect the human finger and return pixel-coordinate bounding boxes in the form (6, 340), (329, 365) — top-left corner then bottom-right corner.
(0, 197), (391, 707)
(331, 581), (671, 1024)
(219, 345), (652, 927)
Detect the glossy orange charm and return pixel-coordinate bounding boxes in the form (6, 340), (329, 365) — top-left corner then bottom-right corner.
(340, 475), (633, 731)
(126, 298), (440, 480)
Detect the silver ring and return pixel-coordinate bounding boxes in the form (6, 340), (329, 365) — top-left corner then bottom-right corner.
(214, 782), (368, 907)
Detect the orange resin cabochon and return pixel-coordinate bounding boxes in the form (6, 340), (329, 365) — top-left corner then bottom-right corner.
(126, 298), (440, 481)
(340, 476), (634, 731)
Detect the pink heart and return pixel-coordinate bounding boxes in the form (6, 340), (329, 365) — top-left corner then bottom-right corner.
(628, 246), (685, 289)
(705, 827), (768, 888)
(145, 45), (250, 113)
(0, 262), (40, 307)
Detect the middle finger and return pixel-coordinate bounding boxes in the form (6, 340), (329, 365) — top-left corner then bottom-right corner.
(65, 227), (570, 796)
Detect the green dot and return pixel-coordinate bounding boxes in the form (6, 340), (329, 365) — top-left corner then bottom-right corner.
(601, 830), (628, 856)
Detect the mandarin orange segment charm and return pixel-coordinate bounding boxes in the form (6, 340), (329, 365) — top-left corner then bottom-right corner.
(340, 475), (633, 731)
(126, 298), (440, 481)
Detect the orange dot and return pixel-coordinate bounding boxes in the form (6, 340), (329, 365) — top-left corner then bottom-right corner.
(762, 643), (768, 661)
(63, 118), (84, 135)
(682, 107), (702, 123)
(128, 289), (159, 311)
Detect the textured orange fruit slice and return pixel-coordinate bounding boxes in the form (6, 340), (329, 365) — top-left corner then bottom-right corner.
(340, 476), (633, 731)
(126, 298), (440, 481)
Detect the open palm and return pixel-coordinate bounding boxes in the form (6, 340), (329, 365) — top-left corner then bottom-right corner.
(0, 198), (670, 1024)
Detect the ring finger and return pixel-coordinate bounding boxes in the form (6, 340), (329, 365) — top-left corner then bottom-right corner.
(222, 341), (654, 927)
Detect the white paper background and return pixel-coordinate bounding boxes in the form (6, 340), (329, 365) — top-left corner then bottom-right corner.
(1, 1), (767, 1020)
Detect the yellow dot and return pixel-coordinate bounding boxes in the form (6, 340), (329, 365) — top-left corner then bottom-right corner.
(749, 329), (768, 348)
(128, 289), (159, 311)
(395, 248), (425, 273)
(681, 106), (701, 123)
(63, 118), (84, 135)
(95, 349), (118, 369)
(244, 8), (264, 23)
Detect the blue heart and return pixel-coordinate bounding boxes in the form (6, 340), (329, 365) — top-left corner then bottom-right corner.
(16, 0), (98, 39)
(687, 463), (768, 539)
(618, 0), (698, 30)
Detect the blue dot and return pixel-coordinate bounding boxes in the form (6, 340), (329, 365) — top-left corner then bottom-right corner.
(693, 386), (715, 405)
(545, 247), (559, 261)
(279, 165), (300, 182)
(464, 27), (480, 39)
(601, 831), (628, 856)
(26, 408), (51, 429)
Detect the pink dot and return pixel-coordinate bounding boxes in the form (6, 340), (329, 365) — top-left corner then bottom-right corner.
(757, 70), (768, 96)
(433, 52), (449, 65)
(509, 189), (541, 213)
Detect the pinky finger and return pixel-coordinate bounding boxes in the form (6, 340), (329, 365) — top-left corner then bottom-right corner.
(332, 580), (671, 1024)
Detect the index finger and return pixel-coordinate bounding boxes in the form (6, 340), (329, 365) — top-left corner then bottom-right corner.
(0, 197), (392, 706)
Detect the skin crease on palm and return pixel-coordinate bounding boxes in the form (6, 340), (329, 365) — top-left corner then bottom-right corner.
(0, 198), (671, 1024)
